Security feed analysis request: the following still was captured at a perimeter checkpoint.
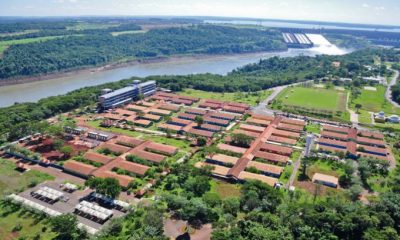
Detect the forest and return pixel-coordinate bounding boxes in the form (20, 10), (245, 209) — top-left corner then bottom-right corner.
(0, 25), (286, 79)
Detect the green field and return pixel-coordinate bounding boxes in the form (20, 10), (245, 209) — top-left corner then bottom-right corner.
(0, 158), (56, 239)
(351, 85), (400, 116)
(67, 22), (120, 30)
(208, 180), (241, 200)
(0, 158), (54, 198)
(180, 89), (272, 106)
(307, 159), (345, 178)
(0, 201), (56, 240)
(111, 30), (147, 36)
(0, 36), (64, 54)
(277, 86), (345, 111)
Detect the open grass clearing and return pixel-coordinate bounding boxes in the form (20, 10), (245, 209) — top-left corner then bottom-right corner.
(307, 159), (345, 178)
(67, 22), (120, 30)
(0, 158), (54, 198)
(0, 201), (56, 240)
(209, 179), (241, 200)
(180, 89), (272, 106)
(351, 85), (400, 115)
(276, 86), (346, 111)
(111, 30), (148, 36)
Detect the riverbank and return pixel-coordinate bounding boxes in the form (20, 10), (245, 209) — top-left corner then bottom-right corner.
(0, 50), (287, 87)
(0, 46), (351, 108)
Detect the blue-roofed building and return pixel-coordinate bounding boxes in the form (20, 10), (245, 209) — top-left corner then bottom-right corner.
(99, 80), (156, 109)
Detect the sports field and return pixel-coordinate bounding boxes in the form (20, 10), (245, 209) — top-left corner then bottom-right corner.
(277, 86), (346, 111)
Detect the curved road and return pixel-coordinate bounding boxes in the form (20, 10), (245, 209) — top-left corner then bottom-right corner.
(251, 80), (314, 116)
(386, 69), (400, 108)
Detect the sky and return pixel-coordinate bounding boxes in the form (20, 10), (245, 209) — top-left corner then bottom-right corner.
(1, 0), (399, 26)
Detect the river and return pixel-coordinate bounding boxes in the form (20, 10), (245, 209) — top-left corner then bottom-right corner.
(0, 45), (351, 108)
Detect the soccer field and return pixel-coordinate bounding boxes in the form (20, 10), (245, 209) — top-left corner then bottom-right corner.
(277, 87), (346, 111)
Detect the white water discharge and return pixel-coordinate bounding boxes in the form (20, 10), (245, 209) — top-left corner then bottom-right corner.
(306, 34), (348, 55)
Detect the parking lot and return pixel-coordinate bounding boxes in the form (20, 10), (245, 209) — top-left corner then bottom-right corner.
(18, 181), (127, 230)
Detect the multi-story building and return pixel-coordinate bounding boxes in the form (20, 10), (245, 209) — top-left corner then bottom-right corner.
(99, 80), (156, 109)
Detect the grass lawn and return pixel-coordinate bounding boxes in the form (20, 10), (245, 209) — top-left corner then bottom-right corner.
(358, 110), (373, 124)
(0, 158), (54, 198)
(209, 179), (241, 200)
(180, 89), (272, 106)
(351, 85), (400, 115)
(307, 159), (345, 178)
(67, 22), (120, 30)
(0, 201), (56, 240)
(277, 86), (346, 111)
(111, 30), (147, 36)
(305, 123), (321, 134)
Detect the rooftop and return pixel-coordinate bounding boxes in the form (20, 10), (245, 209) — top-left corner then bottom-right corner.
(83, 152), (113, 165)
(64, 160), (97, 176)
(312, 173), (339, 185)
(238, 171), (278, 187)
(217, 143), (248, 154)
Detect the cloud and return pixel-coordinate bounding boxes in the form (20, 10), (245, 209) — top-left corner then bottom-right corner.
(362, 3), (369, 8)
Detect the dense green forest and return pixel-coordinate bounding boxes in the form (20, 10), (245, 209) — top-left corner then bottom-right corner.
(0, 48), (397, 143)
(0, 25), (285, 79)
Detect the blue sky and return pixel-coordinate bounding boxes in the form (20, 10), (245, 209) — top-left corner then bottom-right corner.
(1, 0), (399, 25)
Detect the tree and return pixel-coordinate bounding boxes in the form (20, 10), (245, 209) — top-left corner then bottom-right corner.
(85, 177), (121, 199)
(194, 115), (204, 127)
(355, 103), (362, 113)
(223, 197), (241, 216)
(53, 139), (64, 151)
(51, 214), (86, 240)
(183, 176), (211, 197)
(231, 133), (252, 148)
(203, 192), (221, 207)
(59, 145), (73, 158)
(196, 136), (207, 146)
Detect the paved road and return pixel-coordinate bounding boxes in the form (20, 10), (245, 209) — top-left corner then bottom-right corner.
(252, 85), (287, 115)
(252, 80), (314, 116)
(385, 69), (400, 108)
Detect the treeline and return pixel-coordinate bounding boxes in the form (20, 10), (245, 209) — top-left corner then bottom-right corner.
(0, 23), (142, 41)
(154, 48), (394, 92)
(0, 25), (286, 79)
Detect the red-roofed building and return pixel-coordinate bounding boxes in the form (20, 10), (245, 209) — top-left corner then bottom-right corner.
(188, 128), (215, 138)
(203, 117), (230, 127)
(277, 123), (304, 132)
(239, 124), (265, 133)
(83, 152), (113, 165)
(259, 143), (292, 156)
(247, 161), (283, 177)
(253, 151), (289, 165)
(217, 143), (247, 154)
(130, 150), (166, 164)
(146, 142), (178, 156)
(63, 160), (97, 177)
